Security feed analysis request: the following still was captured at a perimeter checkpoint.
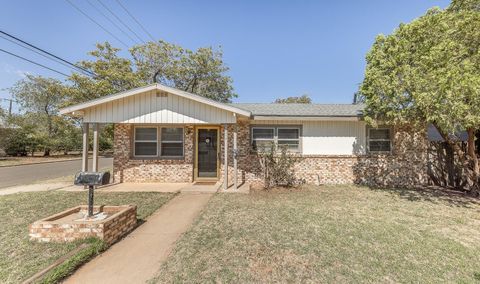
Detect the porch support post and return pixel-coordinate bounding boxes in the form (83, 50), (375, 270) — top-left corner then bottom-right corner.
(224, 124), (228, 190)
(92, 123), (99, 172)
(233, 124), (238, 190)
(82, 122), (89, 172)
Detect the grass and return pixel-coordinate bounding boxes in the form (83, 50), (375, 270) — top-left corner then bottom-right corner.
(0, 191), (175, 283)
(39, 238), (106, 284)
(153, 185), (480, 283)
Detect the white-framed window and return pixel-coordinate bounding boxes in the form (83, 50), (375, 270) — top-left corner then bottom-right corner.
(277, 127), (300, 151)
(368, 128), (392, 153)
(133, 126), (184, 158)
(252, 127), (275, 151)
(160, 127), (184, 157)
(251, 126), (301, 152)
(134, 127), (158, 157)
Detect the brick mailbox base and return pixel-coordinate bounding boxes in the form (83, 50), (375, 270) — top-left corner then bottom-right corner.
(29, 205), (137, 245)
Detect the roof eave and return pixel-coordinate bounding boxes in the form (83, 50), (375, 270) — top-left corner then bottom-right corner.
(59, 83), (251, 117)
(252, 115), (362, 121)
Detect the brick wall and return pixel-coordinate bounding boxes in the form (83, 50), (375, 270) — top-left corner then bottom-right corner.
(113, 124), (194, 183)
(220, 122), (428, 188)
(29, 205), (137, 245)
(113, 122), (428, 188)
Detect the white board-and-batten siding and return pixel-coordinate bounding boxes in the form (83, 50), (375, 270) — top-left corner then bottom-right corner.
(82, 90), (237, 124)
(250, 120), (367, 155)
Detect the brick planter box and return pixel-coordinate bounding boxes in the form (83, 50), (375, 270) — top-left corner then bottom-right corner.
(29, 205), (137, 245)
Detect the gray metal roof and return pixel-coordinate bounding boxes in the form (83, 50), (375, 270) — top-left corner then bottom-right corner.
(229, 103), (364, 117)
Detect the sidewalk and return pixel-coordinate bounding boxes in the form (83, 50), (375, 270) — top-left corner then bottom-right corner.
(65, 192), (213, 284)
(0, 182), (72, 196)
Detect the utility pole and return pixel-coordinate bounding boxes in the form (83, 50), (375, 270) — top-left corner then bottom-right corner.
(0, 98), (15, 116)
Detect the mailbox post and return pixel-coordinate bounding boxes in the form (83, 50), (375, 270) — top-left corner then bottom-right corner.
(74, 172), (110, 217)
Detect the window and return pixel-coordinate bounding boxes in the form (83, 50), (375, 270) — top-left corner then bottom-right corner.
(161, 127), (183, 157)
(277, 128), (300, 150)
(251, 126), (301, 152)
(134, 127), (157, 156)
(252, 127), (275, 151)
(368, 128), (392, 153)
(133, 126), (184, 158)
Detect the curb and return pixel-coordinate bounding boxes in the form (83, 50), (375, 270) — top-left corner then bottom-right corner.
(0, 156), (112, 168)
(0, 158), (82, 168)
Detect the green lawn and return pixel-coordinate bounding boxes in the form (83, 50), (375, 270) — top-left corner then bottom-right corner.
(153, 185), (480, 283)
(0, 191), (175, 284)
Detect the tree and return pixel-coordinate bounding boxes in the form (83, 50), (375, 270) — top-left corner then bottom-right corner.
(67, 42), (143, 105)
(274, 95), (312, 104)
(131, 41), (236, 102)
(11, 75), (68, 156)
(360, 2), (480, 193)
(448, 0), (480, 11)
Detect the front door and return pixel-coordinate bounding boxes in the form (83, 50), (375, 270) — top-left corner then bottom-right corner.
(196, 128), (219, 179)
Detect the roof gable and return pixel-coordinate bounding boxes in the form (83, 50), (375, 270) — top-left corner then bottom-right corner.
(59, 83), (251, 118)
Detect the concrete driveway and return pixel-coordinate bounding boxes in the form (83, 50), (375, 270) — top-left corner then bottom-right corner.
(0, 157), (113, 189)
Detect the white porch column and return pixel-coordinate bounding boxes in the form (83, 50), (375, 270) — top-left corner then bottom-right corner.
(82, 122), (89, 172)
(233, 124), (238, 190)
(92, 123), (99, 172)
(224, 124), (228, 190)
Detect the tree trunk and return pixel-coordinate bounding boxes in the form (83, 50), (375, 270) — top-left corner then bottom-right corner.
(433, 123), (467, 189)
(467, 128), (479, 193)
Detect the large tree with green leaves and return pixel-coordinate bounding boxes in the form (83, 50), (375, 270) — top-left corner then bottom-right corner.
(274, 95), (312, 104)
(360, 1), (480, 192)
(131, 41), (236, 102)
(67, 42), (143, 104)
(11, 75), (70, 156)
(66, 41), (236, 105)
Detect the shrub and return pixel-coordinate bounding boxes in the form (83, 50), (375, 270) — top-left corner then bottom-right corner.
(256, 142), (302, 189)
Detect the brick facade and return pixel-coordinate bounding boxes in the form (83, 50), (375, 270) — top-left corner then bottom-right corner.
(29, 205), (137, 245)
(113, 124), (195, 183)
(113, 121), (428, 188)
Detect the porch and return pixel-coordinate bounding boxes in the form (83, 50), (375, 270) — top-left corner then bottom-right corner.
(80, 122), (243, 191)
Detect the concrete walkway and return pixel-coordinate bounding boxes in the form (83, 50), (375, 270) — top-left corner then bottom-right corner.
(65, 192), (213, 284)
(0, 182), (72, 196)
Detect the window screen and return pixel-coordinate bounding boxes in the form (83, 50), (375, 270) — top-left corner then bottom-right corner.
(252, 128), (275, 151)
(368, 128), (392, 153)
(161, 128), (183, 157)
(134, 127), (157, 156)
(277, 128), (300, 151)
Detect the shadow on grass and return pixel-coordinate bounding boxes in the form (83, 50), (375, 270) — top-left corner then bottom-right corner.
(368, 185), (480, 208)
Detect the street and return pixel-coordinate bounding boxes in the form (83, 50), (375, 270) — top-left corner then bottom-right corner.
(0, 157), (113, 189)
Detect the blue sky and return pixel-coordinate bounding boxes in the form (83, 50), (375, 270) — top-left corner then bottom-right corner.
(0, 0), (450, 111)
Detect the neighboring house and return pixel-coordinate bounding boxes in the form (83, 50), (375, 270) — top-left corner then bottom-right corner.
(60, 84), (428, 188)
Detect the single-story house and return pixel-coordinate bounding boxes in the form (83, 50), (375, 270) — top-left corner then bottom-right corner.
(60, 83), (428, 189)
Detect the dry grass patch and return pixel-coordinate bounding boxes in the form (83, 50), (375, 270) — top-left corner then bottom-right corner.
(153, 185), (480, 283)
(0, 191), (175, 283)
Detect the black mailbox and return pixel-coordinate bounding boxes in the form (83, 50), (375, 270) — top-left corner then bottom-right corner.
(74, 171), (110, 217)
(74, 172), (110, 186)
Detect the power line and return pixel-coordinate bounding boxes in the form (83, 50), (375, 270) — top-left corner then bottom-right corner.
(65, 0), (130, 48)
(0, 48), (70, 77)
(86, 0), (140, 45)
(96, 0), (146, 44)
(115, 0), (156, 42)
(0, 33), (92, 77)
(0, 30), (95, 77)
